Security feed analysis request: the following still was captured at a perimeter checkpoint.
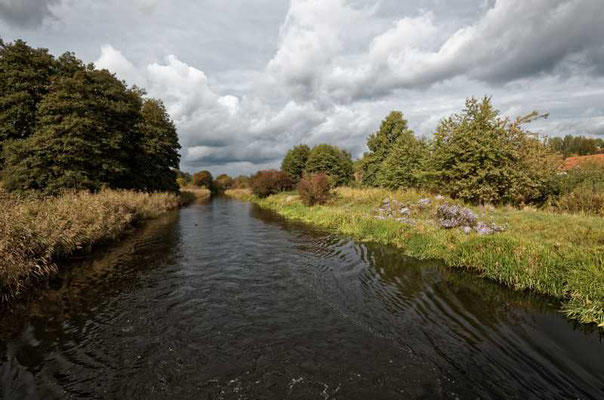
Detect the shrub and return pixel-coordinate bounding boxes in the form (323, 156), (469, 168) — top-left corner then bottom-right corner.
(213, 174), (233, 192)
(250, 169), (292, 198)
(298, 173), (331, 206)
(557, 182), (604, 215)
(232, 175), (251, 189)
(305, 144), (353, 186)
(431, 96), (560, 205)
(281, 144), (310, 183)
(192, 170), (213, 189)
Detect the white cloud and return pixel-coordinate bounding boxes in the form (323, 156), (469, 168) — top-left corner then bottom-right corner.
(74, 0), (604, 174)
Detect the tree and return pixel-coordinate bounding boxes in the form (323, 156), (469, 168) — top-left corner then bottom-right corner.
(135, 98), (181, 192)
(358, 111), (413, 186)
(305, 144), (353, 186)
(214, 174), (233, 191)
(232, 175), (251, 189)
(0, 40), (56, 156)
(431, 97), (559, 205)
(378, 132), (429, 189)
(2, 68), (143, 194)
(192, 170), (213, 189)
(281, 144), (310, 183)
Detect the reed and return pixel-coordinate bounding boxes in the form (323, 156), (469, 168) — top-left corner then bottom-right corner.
(0, 189), (182, 301)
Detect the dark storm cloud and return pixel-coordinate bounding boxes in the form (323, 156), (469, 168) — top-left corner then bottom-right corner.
(0, 0), (58, 28)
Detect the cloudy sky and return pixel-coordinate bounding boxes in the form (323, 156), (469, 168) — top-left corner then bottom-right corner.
(1, 0), (603, 175)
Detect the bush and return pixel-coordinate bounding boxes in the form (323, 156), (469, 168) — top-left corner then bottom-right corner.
(305, 144), (353, 186)
(250, 169), (292, 198)
(232, 175), (251, 189)
(431, 97), (560, 205)
(298, 173), (331, 206)
(192, 170), (213, 189)
(213, 174), (233, 192)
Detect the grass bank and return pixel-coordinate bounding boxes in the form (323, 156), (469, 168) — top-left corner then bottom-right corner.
(0, 189), (186, 301)
(225, 187), (604, 327)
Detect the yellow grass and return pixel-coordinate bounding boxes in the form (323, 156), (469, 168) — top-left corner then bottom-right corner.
(0, 189), (182, 300)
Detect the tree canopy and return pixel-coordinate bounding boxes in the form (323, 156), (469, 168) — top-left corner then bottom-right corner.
(281, 144), (310, 183)
(0, 39), (181, 195)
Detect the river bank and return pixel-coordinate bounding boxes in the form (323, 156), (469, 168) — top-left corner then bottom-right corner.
(0, 188), (207, 301)
(225, 187), (604, 327)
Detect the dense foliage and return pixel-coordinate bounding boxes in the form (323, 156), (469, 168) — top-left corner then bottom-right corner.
(192, 170), (213, 189)
(281, 144), (310, 183)
(431, 97), (561, 204)
(305, 144), (353, 186)
(0, 39), (181, 195)
(358, 111), (414, 187)
(213, 174), (234, 192)
(297, 173), (331, 206)
(250, 170), (292, 198)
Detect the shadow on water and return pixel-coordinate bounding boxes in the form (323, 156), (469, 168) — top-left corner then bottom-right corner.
(1, 197), (602, 399)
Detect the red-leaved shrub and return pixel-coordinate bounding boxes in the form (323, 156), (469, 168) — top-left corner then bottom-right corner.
(298, 173), (331, 206)
(250, 170), (292, 198)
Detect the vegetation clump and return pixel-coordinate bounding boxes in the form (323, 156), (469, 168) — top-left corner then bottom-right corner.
(297, 173), (331, 206)
(281, 144), (310, 183)
(250, 169), (292, 198)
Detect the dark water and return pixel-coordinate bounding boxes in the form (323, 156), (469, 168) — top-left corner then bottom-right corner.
(1, 198), (603, 399)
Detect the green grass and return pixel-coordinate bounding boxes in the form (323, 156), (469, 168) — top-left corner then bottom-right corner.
(0, 189), (185, 301)
(226, 187), (604, 327)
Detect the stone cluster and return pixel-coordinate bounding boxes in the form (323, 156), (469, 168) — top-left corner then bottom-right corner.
(436, 203), (504, 235)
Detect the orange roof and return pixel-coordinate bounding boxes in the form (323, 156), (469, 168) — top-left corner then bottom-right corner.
(562, 154), (604, 171)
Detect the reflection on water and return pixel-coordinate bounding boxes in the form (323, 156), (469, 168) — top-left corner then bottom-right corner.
(1, 197), (602, 399)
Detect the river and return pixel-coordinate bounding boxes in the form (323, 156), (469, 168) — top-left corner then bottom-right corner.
(1, 197), (602, 399)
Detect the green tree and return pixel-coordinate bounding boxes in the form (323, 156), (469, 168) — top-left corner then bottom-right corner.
(0, 39), (56, 155)
(378, 132), (429, 189)
(192, 170), (213, 189)
(135, 98), (181, 192)
(305, 144), (353, 186)
(2, 68), (143, 194)
(431, 97), (558, 205)
(359, 111), (413, 186)
(281, 144), (310, 183)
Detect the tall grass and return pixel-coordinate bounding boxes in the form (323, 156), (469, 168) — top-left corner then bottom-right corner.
(227, 187), (604, 327)
(0, 189), (181, 300)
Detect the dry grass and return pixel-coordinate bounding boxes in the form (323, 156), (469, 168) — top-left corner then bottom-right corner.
(0, 189), (181, 300)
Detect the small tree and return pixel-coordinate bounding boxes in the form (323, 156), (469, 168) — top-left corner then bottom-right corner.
(281, 144), (310, 183)
(232, 175), (251, 189)
(358, 111), (413, 186)
(305, 144), (353, 186)
(214, 174), (233, 192)
(192, 170), (213, 189)
(431, 97), (559, 205)
(250, 169), (291, 198)
(298, 173), (331, 206)
(377, 131), (429, 189)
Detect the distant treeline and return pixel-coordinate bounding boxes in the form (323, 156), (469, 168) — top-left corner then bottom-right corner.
(546, 135), (604, 157)
(0, 39), (181, 195)
(215, 96), (604, 213)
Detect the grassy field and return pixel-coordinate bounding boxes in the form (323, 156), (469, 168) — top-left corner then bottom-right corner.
(0, 189), (187, 301)
(226, 187), (604, 327)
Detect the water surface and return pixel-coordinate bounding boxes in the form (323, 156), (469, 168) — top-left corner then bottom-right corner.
(1, 197), (602, 399)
